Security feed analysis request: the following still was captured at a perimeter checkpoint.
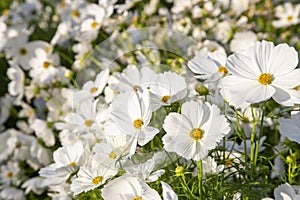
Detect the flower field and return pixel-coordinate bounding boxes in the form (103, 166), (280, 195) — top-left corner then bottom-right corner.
(1, 0), (300, 199)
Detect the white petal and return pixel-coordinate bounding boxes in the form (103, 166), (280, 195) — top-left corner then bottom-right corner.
(226, 51), (259, 79)
(163, 113), (192, 136)
(188, 55), (218, 75)
(273, 69), (300, 89)
(272, 87), (293, 106)
(254, 40), (274, 73)
(138, 126), (159, 146)
(221, 76), (256, 108)
(270, 43), (298, 76)
(161, 181), (178, 200)
(245, 85), (276, 104)
(181, 101), (204, 128)
(274, 183), (296, 200)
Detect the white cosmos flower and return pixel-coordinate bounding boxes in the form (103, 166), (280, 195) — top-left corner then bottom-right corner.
(6, 40), (49, 70)
(63, 99), (100, 135)
(279, 112), (300, 144)
(0, 161), (20, 186)
(162, 101), (230, 160)
(93, 121), (130, 168)
(112, 65), (157, 93)
(150, 71), (187, 111)
(39, 141), (85, 185)
(74, 69), (109, 104)
(111, 90), (159, 155)
(30, 119), (55, 147)
(70, 161), (118, 196)
(229, 31), (257, 52)
(101, 175), (162, 200)
(29, 48), (60, 84)
(188, 49), (228, 82)
(221, 40), (300, 109)
(272, 3), (300, 28)
(7, 64), (24, 105)
(123, 159), (165, 182)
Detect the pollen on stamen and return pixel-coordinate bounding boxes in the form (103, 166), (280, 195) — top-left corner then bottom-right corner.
(225, 159), (233, 166)
(133, 119), (143, 129)
(90, 87), (98, 94)
(92, 176), (103, 185)
(72, 10), (80, 18)
(68, 162), (76, 167)
(6, 171), (13, 178)
(161, 95), (171, 103)
(287, 15), (293, 22)
(84, 119), (94, 127)
(109, 151), (117, 159)
(133, 197), (142, 200)
(43, 61), (50, 69)
(91, 21), (98, 29)
(133, 85), (139, 92)
(218, 66), (228, 76)
(258, 73), (273, 85)
(189, 128), (203, 141)
(19, 48), (27, 55)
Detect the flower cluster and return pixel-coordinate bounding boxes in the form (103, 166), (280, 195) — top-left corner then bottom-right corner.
(0, 0), (300, 199)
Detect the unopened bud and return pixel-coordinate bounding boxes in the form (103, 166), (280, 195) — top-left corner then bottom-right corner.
(195, 83), (209, 96)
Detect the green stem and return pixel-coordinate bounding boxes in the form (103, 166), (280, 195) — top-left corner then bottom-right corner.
(197, 160), (203, 200)
(179, 175), (195, 199)
(254, 104), (265, 167)
(250, 105), (258, 178)
(234, 109), (249, 181)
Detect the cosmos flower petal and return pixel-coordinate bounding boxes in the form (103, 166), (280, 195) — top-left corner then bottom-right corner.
(273, 69), (300, 88)
(221, 76), (257, 108)
(161, 181), (178, 200)
(163, 113), (192, 135)
(226, 51), (259, 79)
(269, 44), (298, 76)
(245, 85), (276, 103)
(254, 40), (274, 73)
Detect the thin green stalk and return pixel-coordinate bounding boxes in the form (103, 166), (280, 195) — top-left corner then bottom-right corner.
(254, 104), (266, 167)
(179, 175), (195, 199)
(234, 109), (248, 180)
(197, 160), (203, 200)
(250, 105), (258, 178)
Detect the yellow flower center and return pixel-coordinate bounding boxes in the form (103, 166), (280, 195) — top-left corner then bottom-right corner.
(287, 15), (293, 22)
(68, 162), (76, 167)
(133, 119), (143, 129)
(84, 119), (94, 127)
(225, 159), (233, 166)
(133, 85), (139, 92)
(90, 87), (98, 94)
(43, 61), (50, 69)
(258, 73), (272, 85)
(218, 66), (228, 76)
(19, 48), (27, 55)
(91, 21), (98, 29)
(189, 128), (203, 141)
(6, 171), (13, 178)
(109, 151), (116, 159)
(92, 176), (103, 185)
(161, 95), (171, 103)
(45, 46), (50, 53)
(72, 10), (80, 18)
(133, 197), (142, 200)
